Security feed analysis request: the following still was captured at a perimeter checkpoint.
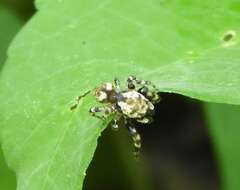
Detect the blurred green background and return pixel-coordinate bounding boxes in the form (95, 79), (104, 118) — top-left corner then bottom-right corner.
(0, 1), (240, 190)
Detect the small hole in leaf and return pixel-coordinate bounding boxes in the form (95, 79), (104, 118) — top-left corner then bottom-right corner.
(222, 30), (236, 42)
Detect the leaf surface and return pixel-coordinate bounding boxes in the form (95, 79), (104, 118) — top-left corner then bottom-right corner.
(0, 1), (240, 190)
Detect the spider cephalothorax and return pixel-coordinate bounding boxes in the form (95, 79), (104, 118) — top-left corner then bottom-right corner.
(94, 82), (117, 103)
(71, 76), (160, 157)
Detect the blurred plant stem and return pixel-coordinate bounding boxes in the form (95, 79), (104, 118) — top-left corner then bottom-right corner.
(0, 3), (24, 189)
(0, 4), (23, 67)
(206, 104), (240, 190)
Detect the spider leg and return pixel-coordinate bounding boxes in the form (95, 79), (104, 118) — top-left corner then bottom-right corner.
(126, 123), (142, 158)
(114, 77), (121, 91)
(111, 119), (119, 130)
(139, 86), (160, 104)
(128, 75), (158, 91)
(127, 75), (160, 104)
(89, 106), (112, 120)
(128, 75), (153, 88)
(127, 75), (159, 95)
(70, 90), (91, 111)
(136, 116), (153, 124)
(127, 75), (136, 89)
(135, 77), (155, 89)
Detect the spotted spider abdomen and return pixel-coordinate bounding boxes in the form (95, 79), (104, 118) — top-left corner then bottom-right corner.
(117, 90), (154, 119)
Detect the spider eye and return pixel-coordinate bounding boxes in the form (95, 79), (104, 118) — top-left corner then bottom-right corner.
(104, 82), (113, 91)
(96, 91), (107, 102)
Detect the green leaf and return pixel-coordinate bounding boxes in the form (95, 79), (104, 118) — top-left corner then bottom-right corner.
(0, 1), (239, 190)
(206, 104), (240, 190)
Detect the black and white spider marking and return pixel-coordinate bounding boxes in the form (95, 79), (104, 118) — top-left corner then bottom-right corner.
(71, 76), (160, 157)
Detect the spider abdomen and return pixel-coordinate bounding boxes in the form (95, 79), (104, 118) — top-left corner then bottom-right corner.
(117, 90), (154, 119)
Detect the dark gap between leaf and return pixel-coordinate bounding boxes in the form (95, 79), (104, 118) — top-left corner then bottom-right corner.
(84, 93), (220, 190)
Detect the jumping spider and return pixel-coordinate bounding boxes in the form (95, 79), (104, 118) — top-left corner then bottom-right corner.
(71, 76), (160, 157)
